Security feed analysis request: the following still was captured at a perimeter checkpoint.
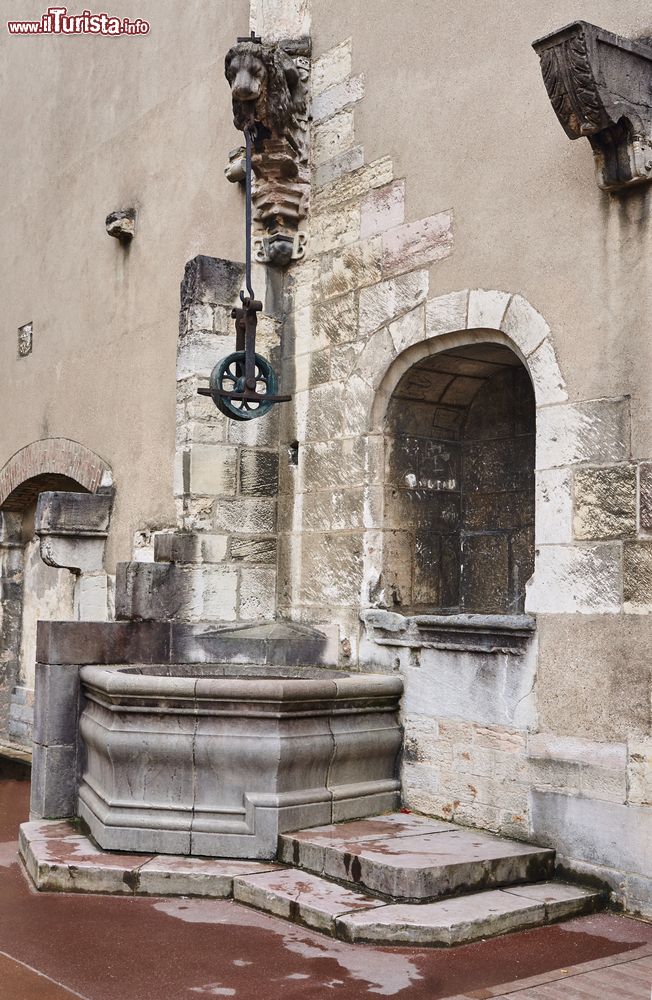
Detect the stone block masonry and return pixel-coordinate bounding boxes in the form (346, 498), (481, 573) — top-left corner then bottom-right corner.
(118, 255), (285, 625)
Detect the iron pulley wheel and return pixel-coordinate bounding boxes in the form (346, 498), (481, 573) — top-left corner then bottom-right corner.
(210, 351), (279, 421)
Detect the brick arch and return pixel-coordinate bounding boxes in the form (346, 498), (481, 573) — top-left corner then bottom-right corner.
(0, 439), (112, 512)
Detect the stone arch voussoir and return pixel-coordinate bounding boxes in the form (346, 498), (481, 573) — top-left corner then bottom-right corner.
(362, 288), (567, 433)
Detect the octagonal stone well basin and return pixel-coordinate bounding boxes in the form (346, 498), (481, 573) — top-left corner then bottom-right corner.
(77, 664), (403, 859)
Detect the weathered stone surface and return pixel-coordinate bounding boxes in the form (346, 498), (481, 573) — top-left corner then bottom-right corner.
(359, 270), (429, 337)
(388, 305), (426, 354)
(536, 468), (573, 544)
(180, 256), (244, 309)
(627, 739), (652, 805)
(187, 445), (238, 497)
(314, 292), (358, 345)
(116, 562), (239, 622)
(425, 289), (469, 338)
(536, 398), (630, 470)
(299, 532), (363, 605)
(137, 856), (281, 898)
(526, 544), (621, 614)
(382, 211), (453, 276)
(35, 491), (112, 535)
(312, 38), (352, 95)
(640, 462), (652, 530)
(282, 819), (553, 900)
(337, 890), (545, 945)
(361, 180), (405, 239)
(354, 328), (397, 389)
(213, 498), (277, 534)
(21, 820), (153, 894)
(314, 145), (365, 189)
(313, 109), (355, 166)
(574, 464), (637, 540)
(320, 239), (382, 299)
(238, 450), (279, 497)
(30, 743), (78, 818)
(401, 638), (538, 729)
(239, 567), (276, 620)
(527, 734), (627, 769)
(234, 868), (383, 932)
(310, 202), (360, 255)
(314, 157), (393, 211)
(500, 294), (549, 357)
(20, 821), (281, 897)
(312, 75), (364, 123)
(530, 791), (652, 878)
(230, 536), (276, 564)
(153, 532), (228, 564)
(527, 337), (567, 405)
(623, 541), (652, 610)
(467, 289), (511, 330)
(536, 614), (651, 740)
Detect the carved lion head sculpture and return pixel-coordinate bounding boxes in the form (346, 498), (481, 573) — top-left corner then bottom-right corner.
(224, 40), (306, 139)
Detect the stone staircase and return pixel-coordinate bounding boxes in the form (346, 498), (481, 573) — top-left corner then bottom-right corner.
(232, 813), (605, 945)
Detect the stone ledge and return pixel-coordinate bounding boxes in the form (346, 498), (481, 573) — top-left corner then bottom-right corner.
(361, 609), (536, 654)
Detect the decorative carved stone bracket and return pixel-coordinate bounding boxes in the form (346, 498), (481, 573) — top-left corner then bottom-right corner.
(361, 609), (536, 656)
(533, 21), (652, 191)
(224, 36), (310, 264)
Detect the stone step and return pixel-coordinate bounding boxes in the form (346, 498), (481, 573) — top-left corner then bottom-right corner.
(336, 882), (605, 946)
(279, 813), (556, 900)
(233, 867), (386, 934)
(233, 866), (603, 944)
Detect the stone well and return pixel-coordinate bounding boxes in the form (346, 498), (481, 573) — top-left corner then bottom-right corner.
(78, 665), (402, 858)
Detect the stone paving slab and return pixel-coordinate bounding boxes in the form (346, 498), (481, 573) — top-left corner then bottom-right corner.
(281, 816), (555, 899)
(19, 821), (281, 897)
(336, 883), (603, 946)
(233, 867), (386, 933)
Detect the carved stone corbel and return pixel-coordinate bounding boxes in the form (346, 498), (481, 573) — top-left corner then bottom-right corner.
(533, 21), (652, 191)
(224, 35), (310, 264)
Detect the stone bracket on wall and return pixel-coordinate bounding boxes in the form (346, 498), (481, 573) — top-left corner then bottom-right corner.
(35, 491), (113, 622)
(361, 609), (536, 655)
(532, 21), (652, 191)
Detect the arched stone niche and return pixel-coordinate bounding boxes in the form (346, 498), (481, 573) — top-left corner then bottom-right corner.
(381, 342), (535, 614)
(357, 289), (569, 673)
(0, 439), (113, 742)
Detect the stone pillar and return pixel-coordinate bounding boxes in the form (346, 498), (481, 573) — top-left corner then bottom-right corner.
(116, 255), (284, 624)
(0, 512), (24, 739)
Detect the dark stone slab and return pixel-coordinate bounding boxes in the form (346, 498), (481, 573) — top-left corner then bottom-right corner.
(36, 620), (171, 666)
(35, 491), (112, 536)
(180, 255), (245, 309)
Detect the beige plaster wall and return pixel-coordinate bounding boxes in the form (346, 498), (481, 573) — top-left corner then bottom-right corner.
(311, 2), (652, 457)
(0, 0), (249, 568)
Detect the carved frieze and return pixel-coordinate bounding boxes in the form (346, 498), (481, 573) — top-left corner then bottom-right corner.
(224, 36), (310, 263)
(533, 21), (652, 191)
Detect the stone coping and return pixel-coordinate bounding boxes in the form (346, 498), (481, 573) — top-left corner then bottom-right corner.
(80, 665), (403, 710)
(361, 609), (536, 654)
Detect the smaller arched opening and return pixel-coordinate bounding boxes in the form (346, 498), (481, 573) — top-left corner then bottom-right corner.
(0, 439), (113, 743)
(382, 341), (535, 614)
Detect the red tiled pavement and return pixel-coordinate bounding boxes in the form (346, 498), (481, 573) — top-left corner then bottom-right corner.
(1, 778), (651, 999)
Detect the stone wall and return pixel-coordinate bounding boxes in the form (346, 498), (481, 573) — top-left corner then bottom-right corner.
(117, 255), (284, 624)
(269, 23), (650, 916)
